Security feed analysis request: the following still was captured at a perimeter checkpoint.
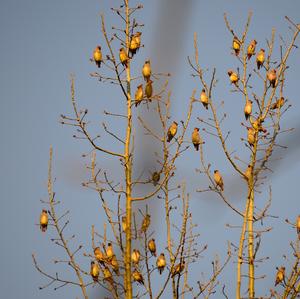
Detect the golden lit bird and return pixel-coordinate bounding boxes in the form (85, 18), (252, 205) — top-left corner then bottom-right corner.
(110, 254), (120, 276)
(132, 270), (144, 285)
(145, 79), (153, 101)
(148, 238), (157, 257)
(119, 47), (128, 68)
(103, 266), (113, 284)
(200, 89), (209, 109)
(93, 46), (102, 68)
(244, 100), (252, 120)
(167, 121), (178, 143)
(141, 214), (151, 234)
(296, 215), (300, 239)
(214, 170), (224, 191)
(171, 261), (185, 278)
(232, 35), (241, 56)
(247, 39), (257, 60)
(122, 216), (127, 232)
(247, 127), (256, 147)
(267, 69), (277, 88)
(90, 261), (100, 282)
(244, 164), (253, 180)
(135, 84), (143, 107)
(129, 32), (142, 56)
(251, 118), (267, 133)
(256, 49), (265, 70)
(142, 60), (151, 81)
(131, 249), (141, 264)
(192, 127), (202, 151)
(152, 171), (160, 186)
(94, 247), (106, 265)
(40, 209), (48, 232)
(275, 266), (285, 286)
(227, 70), (239, 86)
(156, 253), (166, 274)
(271, 97), (285, 110)
(106, 242), (114, 261)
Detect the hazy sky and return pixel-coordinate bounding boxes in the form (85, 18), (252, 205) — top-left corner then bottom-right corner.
(1, 1), (300, 298)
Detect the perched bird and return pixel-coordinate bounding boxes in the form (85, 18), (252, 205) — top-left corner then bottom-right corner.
(200, 89), (209, 109)
(247, 127), (256, 147)
(251, 118), (267, 133)
(152, 171), (160, 186)
(214, 170), (224, 191)
(256, 49), (265, 70)
(142, 60), (151, 81)
(247, 39), (257, 60)
(296, 215), (300, 239)
(171, 261), (185, 278)
(148, 238), (157, 257)
(103, 266), (113, 284)
(90, 261), (100, 282)
(141, 214), (151, 234)
(119, 48), (128, 68)
(94, 247), (106, 265)
(110, 254), (120, 275)
(192, 127), (202, 151)
(131, 249), (141, 264)
(227, 70), (239, 86)
(244, 100), (253, 120)
(232, 35), (241, 56)
(132, 270), (144, 285)
(40, 209), (48, 232)
(145, 79), (153, 101)
(275, 266), (285, 286)
(156, 253), (166, 274)
(93, 46), (102, 68)
(167, 121), (178, 143)
(267, 69), (277, 88)
(129, 32), (142, 56)
(106, 242), (114, 261)
(122, 216), (127, 232)
(244, 164), (253, 180)
(135, 84), (143, 107)
(271, 97), (285, 110)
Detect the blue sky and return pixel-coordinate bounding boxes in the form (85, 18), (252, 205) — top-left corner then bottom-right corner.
(1, 1), (300, 298)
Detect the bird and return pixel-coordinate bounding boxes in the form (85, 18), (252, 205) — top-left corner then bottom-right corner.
(267, 69), (277, 88)
(247, 39), (257, 60)
(132, 270), (144, 285)
(103, 266), (113, 284)
(106, 242), (114, 261)
(40, 209), (48, 232)
(148, 238), (157, 257)
(93, 46), (102, 68)
(275, 266), (285, 286)
(271, 97), (285, 110)
(122, 216), (127, 232)
(156, 253), (166, 274)
(214, 170), (224, 191)
(251, 118), (267, 133)
(110, 254), (120, 275)
(152, 171), (160, 186)
(129, 32), (142, 56)
(94, 247), (106, 265)
(296, 215), (300, 239)
(167, 121), (178, 143)
(227, 70), (239, 86)
(171, 261), (185, 278)
(119, 48), (128, 68)
(142, 60), (151, 81)
(244, 164), (253, 180)
(247, 127), (256, 147)
(192, 127), (202, 151)
(90, 261), (100, 282)
(200, 89), (209, 109)
(131, 249), (141, 264)
(141, 214), (151, 234)
(244, 100), (252, 120)
(232, 35), (241, 56)
(135, 84), (143, 107)
(256, 49), (265, 69)
(145, 79), (153, 101)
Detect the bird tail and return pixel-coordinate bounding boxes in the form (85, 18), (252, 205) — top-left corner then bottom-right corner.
(257, 62), (260, 69)
(194, 144), (199, 151)
(40, 225), (47, 232)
